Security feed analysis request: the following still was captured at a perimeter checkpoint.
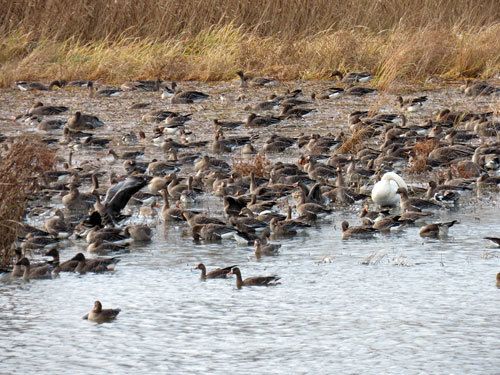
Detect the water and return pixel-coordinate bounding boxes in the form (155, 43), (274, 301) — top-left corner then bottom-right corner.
(0, 80), (499, 374)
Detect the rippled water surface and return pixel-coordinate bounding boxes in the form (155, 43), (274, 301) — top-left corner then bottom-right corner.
(0, 80), (499, 374)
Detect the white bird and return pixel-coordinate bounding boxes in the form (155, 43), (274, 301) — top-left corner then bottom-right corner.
(371, 172), (408, 207)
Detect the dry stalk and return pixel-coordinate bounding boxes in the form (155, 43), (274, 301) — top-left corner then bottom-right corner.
(232, 152), (271, 178)
(337, 127), (375, 155)
(0, 139), (55, 267)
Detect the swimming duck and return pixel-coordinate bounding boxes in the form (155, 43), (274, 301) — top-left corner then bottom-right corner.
(341, 221), (377, 240)
(191, 224), (236, 242)
(70, 253), (119, 274)
(295, 190), (331, 217)
(62, 184), (95, 213)
(228, 267), (280, 289)
(87, 239), (129, 255)
(484, 237), (500, 247)
(254, 238), (281, 258)
(45, 209), (72, 238)
(15, 258), (52, 281)
(419, 220), (457, 238)
(42, 249), (78, 273)
(124, 225), (153, 242)
(371, 172), (408, 207)
(397, 188), (441, 212)
(194, 263), (236, 279)
(82, 301), (120, 323)
(182, 210), (225, 227)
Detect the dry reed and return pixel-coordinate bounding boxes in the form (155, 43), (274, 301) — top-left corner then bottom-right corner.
(0, 140), (55, 267)
(407, 139), (439, 174)
(337, 127), (375, 155)
(1, 0), (500, 86)
(232, 153), (271, 178)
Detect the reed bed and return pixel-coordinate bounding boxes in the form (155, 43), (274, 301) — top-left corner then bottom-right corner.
(0, 140), (55, 267)
(1, 0), (500, 86)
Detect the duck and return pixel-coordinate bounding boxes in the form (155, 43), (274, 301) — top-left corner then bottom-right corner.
(121, 79), (161, 91)
(124, 225), (153, 242)
(191, 224), (236, 242)
(279, 104), (315, 119)
(396, 95), (427, 112)
(228, 267), (280, 289)
(101, 176), (148, 222)
(419, 220), (458, 238)
(341, 221), (377, 240)
(82, 301), (120, 323)
(484, 237), (500, 247)
(213, 119), (244, 129)
(229, 214), (268, 233)
(169, 82), (209, 103)
(16, 80), (63, 91)
(67, 111), (104, 130)
(254, 238), (281, 258)
(295, 190), (331, 217)
(397, 188), (441, 212)
(194, 263), (236, 279)
(62, 184), (95, 213)
(331, 70), (373, 83)
(497, 273), (500, 288)
(236, 70), (277, 87)
(245, 113), (282, 127)
(41, 249), (78, 273)
(269, 217), (300, 236)
(159, 190), (185, 221)
(87, 239), (129, 255)
(27, 102), (69, 116)
(88, 81), (121, 97)
(71, 253), (119, 273)
(346, 86), (377, 96)
(183, 210), (226, 227)
(371, 172), (408, 207)
(15, 258), (52, 281)
(45, 209), (72, 238)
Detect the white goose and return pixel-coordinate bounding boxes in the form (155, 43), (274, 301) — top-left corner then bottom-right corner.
(371, 172), (408, 207)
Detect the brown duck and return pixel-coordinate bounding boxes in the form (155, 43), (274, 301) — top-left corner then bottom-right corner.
(228, 267), (280, 289)
(82, 301), (120, 323)
(194, 263), (237, 279)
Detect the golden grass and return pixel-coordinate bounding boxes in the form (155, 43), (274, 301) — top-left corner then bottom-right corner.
(232, 153), (272, 178)
(1, 0), (500, 86)
(0, 140), (55, 267)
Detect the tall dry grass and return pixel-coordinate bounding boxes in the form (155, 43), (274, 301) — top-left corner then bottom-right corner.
(0, 140), (55, 267)
(1, 0), (500, 86)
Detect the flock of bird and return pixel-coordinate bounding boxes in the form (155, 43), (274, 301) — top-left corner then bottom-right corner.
(2, 69), (500, 322)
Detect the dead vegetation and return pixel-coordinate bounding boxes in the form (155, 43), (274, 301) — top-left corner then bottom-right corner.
(0, 140), (55, 267)
(337, 127), (375, 155)
(232, 152), (271, 178)
(407, 139), (439, 174)
(1, 0), (500, 85)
